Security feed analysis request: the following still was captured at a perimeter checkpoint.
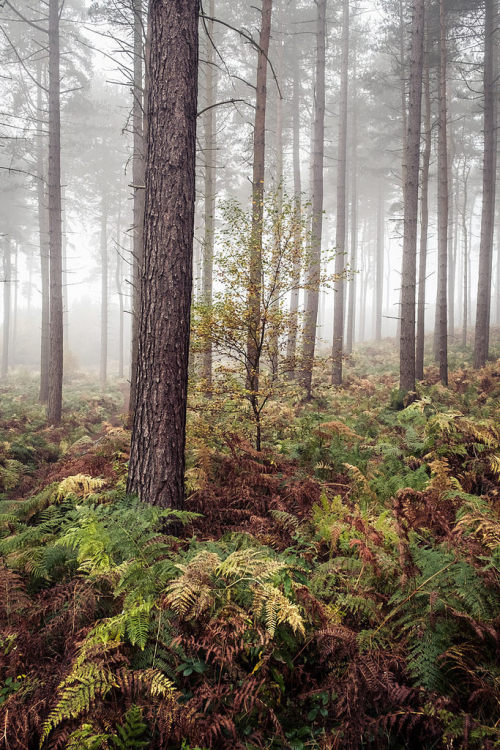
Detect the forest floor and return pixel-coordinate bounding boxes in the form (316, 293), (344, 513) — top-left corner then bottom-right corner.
(0, 333), (499, 749)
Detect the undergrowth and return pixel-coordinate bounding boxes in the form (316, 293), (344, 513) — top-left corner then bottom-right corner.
(0, 348), (499, 749)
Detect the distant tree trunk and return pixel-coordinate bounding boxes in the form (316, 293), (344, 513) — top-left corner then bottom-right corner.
(47, 0), (64, 425)
(115, 215), (124, 379)
(461, 162), (470, 348)
(375, 181), (384, 341)
(345, 65), (358, 356)
(399, 0), (425, 393)
(332, 0), (349, 386)
(130, 0), (145, 415)
(416, 49), (431, 380)
(11, 242), (18, 366)
(62, 186), (69, 350)
(1, 240), (11, 379)
(301, 0), (326, 398)
(448, 169), (457, 341)
(201, 0), (216, 395)
(127, 0), (199, 508)
(37, 63), (50, 403)
(246, 0), (273, 402)
(474, 0), (497, 368)
(285, 10), (302, 378)
(100, 196), (108, 386)
(436, 0), (448, 386)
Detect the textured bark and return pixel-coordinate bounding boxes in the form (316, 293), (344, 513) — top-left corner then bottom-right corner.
(301, 0), (326, 398)
(474, 0), (497, 368)
(416, 49), (431, 380)
(1, 240), (11, 379)
(436, 0), (448, 386)
(332, 0), (349, 386)
(47, 0), (63, 425)
(100, 196), (108, 386)
(130, 0), (145, 416)
(285, 8), (302, 378)
(246, 0), (273, 398)
(345, 44), (358, 356)
(375, 182), (384, 341)
(127, 0), (199, 508)
(201, 0), (216, 395)
(399, 0), (425, 393)
(269, 12), (283, 380)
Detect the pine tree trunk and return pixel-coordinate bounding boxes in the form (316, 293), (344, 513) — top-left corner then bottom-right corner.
(474, 0), (497, 368)
(416, 49), (431, 380)
(47, 0), (64, 425)
(375, 181), (384, 341)
(399, 0), (425, 393)
(247, 0), (273, 398)
(127, 0), (199, 508)
(1, 240), (11, 379)
(201, 0), (216, 396)
(100, 196), (108, 386)
(437, 0), (448, 386)
(301, 0), (326, 398)
(332, 0), (349, 386)
(130, 0), (145, 415)
(461, 162), (470, 348)
(345, 46), (358, 357)
(285, 9), (302, 378)
(115, 216), (124, 379)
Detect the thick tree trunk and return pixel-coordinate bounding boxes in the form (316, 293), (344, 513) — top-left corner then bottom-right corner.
(436, 0), (448, 385)
(285, 10), (302, 378)
(47, 0), (63, 425)
(375, 181), (384, 341)
(332, 0), (349, 386)
(301, 0), (326, 398)
(1, 240), (11, 379)
(127, 0), (199, 508)
(246, 0), (273, 398)
(270, 12), (284, 380)
(130, 0), (145, 415)
(100, 196), (108, 386)
(416, 49), (431, 380)
(474, 0), (497, 368)
(36, 64), (50, 403)
(201, 0), (216, 395)
(399, 0), (425, 393)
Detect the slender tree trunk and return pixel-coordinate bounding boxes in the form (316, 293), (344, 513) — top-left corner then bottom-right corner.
(346, 37), (358, 356)
(332, 0), (349, 385)
(47, 0), (63, 424)
(270, 11), (284, 380)
(285, 9), (302, 377)
(436, 0), (448, 385)
(100, 195), (108, 386)
(474, 0), (497, 368)
(246, 0), (273, 399)
(461, 163), (470, 348)
(37, 63), (50, 403)
(399, 0), (425, 393)
(115, 215), (124, 379)
(301, 0), (326, 398)
(416, 49), (431, 380)
(127, 0), (199, 508)
(448, 173), (457, 342)
(130, 0), (145, 415)
(11, 242), (18, 366)
(1, 240), (11, 379)
(375, 181), (384, 341)
(201, 0), (216, 395)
